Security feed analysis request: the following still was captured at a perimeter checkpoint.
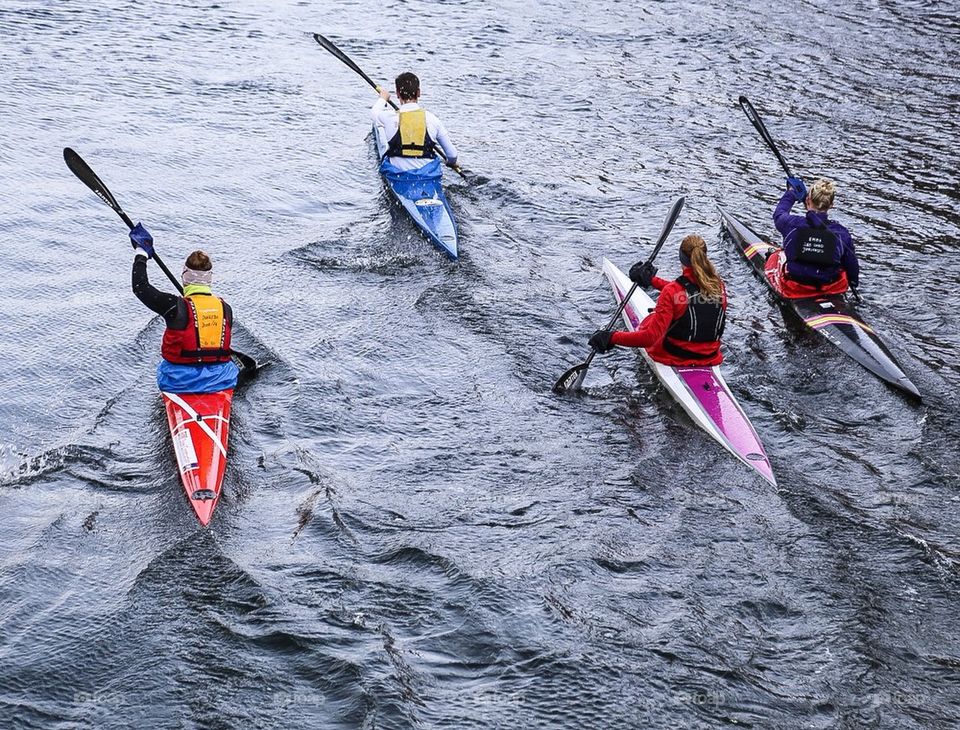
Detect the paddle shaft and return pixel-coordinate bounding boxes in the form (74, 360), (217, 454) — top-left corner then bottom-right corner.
(739, 97), (862, 302)
(312, 33), (467, 180)
(567, 284), (637, 386)
(62, 147), (259, 370)
(585, 237), (668, 350)
(553, 197), (685, 393)
(116, 210), (184, 295)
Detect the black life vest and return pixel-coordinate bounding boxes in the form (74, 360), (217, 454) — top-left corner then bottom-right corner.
(385, 109), (436, 159)
(662, 276), (726, 361)
(794, 222), (838, 266)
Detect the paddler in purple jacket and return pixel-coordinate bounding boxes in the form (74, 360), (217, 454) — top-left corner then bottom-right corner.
(770, 177), (860, 297)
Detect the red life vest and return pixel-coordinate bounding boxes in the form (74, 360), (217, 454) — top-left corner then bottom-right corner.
(161, 292), (233, 364)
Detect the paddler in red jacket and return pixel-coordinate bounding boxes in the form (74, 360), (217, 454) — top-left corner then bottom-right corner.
(589, 235), (727, 366)
(129, 223), (239, 394)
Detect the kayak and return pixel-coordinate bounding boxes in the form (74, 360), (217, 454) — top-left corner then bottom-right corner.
(372, 123), (458, 259)
(602, 258), (776, 485)
(718, 206), (920, 399)
(162, 389), (233, 525)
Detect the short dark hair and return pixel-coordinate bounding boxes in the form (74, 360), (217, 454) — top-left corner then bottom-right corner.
(395, 72), (420, 101)
(185, 250), (212, 271)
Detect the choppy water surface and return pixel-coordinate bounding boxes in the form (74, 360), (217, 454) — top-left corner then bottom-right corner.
(1, 0), (958, 727)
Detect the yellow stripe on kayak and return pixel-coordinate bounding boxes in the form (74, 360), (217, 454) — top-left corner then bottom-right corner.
(744, 241), (775, 258)
(804, 313), (874, 334)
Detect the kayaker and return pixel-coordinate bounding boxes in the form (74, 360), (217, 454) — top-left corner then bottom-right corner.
(371, 72), (458, 170)
(588, 235), (727, 366)
(130, 223), (239, 393)
(770, 176), (859, 297)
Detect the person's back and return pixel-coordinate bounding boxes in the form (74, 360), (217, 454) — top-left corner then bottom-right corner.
(773, 177), (859, 293)
(589, 234), (728, 367)
(130, 224), (238, 394)
(371, 71), (458, 172)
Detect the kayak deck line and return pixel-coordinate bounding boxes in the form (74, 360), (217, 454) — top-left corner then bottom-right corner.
(718, 206), (920, 399)
(371, 124), (459, 259)
(162, 391), (228, 459)
(603, 258), (776, 486)
(161, 389), (233, 525)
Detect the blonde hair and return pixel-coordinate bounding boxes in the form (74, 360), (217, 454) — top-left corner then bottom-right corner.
(681, 235), (723, 302)
(809, 179), (836, 211)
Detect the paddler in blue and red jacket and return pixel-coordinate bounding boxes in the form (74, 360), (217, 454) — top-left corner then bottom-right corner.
(130, 224), (239, 394)
(770, 176), (859, 297)
(589, 235), (727, 366)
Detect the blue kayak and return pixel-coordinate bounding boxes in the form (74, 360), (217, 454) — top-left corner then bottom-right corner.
(372, 124), (458, 259)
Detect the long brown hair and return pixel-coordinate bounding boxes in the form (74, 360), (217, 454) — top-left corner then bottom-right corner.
(681, 235), (723, 301)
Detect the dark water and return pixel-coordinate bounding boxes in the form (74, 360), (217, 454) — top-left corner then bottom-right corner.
(1, 0), (959, 727)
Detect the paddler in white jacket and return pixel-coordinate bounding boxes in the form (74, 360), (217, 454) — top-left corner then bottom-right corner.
(371, 72), (459, 171)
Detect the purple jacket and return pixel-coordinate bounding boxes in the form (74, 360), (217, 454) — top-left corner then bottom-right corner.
(773, 190), (859, 287)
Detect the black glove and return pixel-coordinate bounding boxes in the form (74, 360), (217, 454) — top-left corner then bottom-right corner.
(588, 329), (615, 353)
(628, 261), (658, 287)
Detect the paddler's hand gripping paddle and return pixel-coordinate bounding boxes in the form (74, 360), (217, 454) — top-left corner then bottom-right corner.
(553, 196), (685, 394)
(62, 147), (260, 374)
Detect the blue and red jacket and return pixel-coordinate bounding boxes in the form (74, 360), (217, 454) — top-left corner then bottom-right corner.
(773, 190), (859, 287)
(611, 267), (726, 367)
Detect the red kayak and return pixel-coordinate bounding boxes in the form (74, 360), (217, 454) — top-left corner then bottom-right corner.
(162, 389), (233, 525)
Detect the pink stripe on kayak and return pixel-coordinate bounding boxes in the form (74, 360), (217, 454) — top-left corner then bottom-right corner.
(676, 367), (775, 484)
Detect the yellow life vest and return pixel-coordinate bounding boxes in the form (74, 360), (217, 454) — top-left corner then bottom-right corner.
(386, 109), (436, 159)
(162, 285), (232, 364)
(190, 293), (227, 351)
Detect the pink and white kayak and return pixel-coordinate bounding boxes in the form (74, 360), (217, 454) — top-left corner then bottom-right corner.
(602, 259), (776, 485)
(161, 389), (233, 525)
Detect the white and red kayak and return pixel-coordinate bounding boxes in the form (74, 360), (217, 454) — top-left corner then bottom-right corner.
(161, 389), (233, 525)
(602, 259), (776, 485)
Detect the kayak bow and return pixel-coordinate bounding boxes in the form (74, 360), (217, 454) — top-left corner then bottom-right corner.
(602, 259), (776, 485)
(372, 124), (459, 259)
(718, 206), (920, 399)
(162, 389), (233, 525)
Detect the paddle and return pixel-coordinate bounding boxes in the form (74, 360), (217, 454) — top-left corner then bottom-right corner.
(553, 196), (686, 394)
(62, 147), (260, 374)
(312, 32), (470, 182)
(738, 95), (862, 302)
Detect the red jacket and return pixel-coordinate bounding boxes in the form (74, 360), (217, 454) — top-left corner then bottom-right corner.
(610, 267), (726, 367)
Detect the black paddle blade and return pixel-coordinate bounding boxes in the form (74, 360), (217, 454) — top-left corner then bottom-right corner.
(63, 147), (125, 218)
(231, 350), (259, 374)
(312, 33), (360, 74)
(738, 96), (794, 177)
(738, 96), (764, 133)
(647, 196), (685, 263)
(313, 32), (399, 112)
(552, 361), (590, 394)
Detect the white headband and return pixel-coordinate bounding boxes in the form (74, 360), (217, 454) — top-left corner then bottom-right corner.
(182, 266), (213, 286)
